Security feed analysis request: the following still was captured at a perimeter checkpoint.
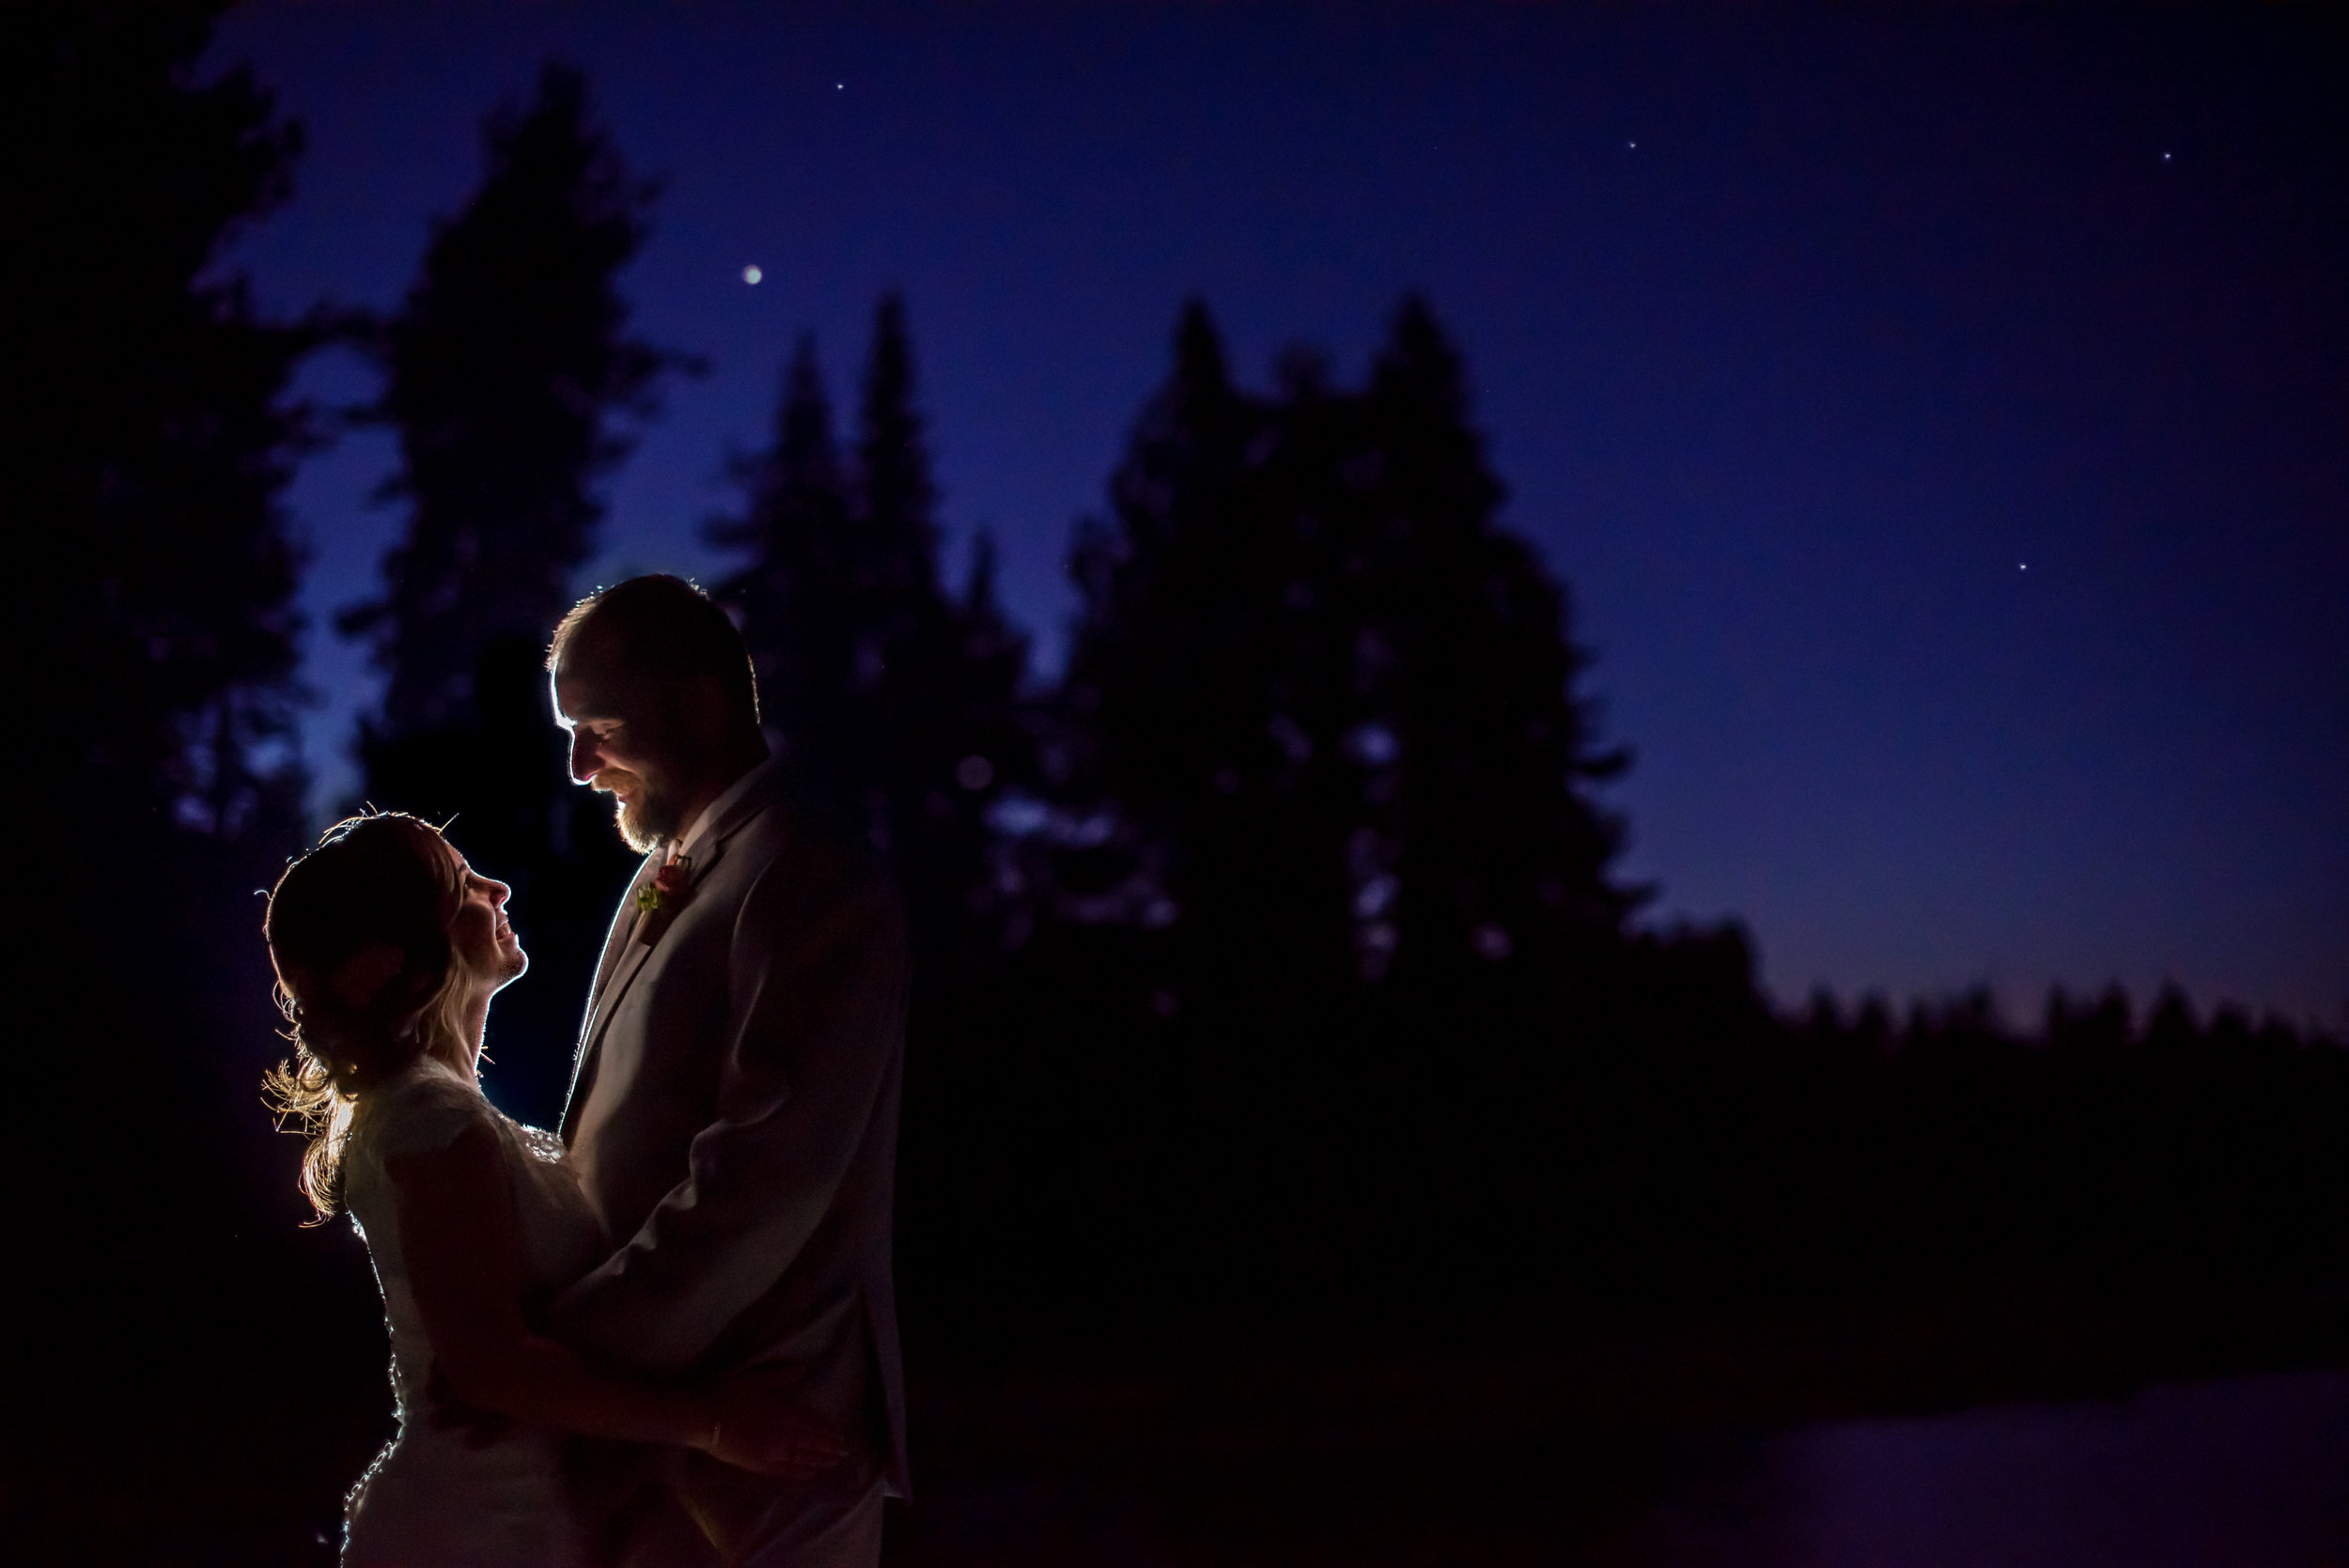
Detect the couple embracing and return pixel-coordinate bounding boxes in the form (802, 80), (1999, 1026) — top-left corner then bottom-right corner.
(263, 575), (907, 1568)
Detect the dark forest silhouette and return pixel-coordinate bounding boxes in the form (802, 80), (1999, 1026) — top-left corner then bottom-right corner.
(328, 60), (698, 1131)
(13, 7), (369, 1562)
(11, 9), (2346, 1562)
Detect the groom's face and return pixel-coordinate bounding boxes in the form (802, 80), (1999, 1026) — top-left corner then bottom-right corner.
(553, 659), (692, 854)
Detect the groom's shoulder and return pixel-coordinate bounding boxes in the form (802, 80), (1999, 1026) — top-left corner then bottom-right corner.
(726, 815), (907, 976)
(735, 792), (900, 913)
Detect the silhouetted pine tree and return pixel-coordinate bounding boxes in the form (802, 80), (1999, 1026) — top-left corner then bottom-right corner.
(1055, 298), (1635, 1016)
(709, 296), (1031, 986)
(1038, 308), (1363, 1334)
(6, 12), (393, 1559)
(342, 62), (673, 741)
(341, 63), (683, 1122)
(1358, 296), (1635, 1001)
(903, 522), (1034, 984)
(845, 292), (966, 855)
(1034, 299), (1657, 1333)
(11, 0), (319, 1157)
(1056, 303), (1367, 1006)
(14, 0), (314, 847)
(710, 335), (859, 799)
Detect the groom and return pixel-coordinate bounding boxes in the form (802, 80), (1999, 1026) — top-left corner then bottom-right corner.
(543, 574), (909, 1567)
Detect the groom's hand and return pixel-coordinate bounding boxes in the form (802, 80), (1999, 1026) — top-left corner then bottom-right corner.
(424, 1360), (517, 1449)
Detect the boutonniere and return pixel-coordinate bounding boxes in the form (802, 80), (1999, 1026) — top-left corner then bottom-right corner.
(634, 857), (693, 947)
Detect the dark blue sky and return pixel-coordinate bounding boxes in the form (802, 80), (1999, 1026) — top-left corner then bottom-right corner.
(207, 3), (2345, 1024)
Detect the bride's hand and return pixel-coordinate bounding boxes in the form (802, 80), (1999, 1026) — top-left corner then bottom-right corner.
(700, 1365), (852, 1479)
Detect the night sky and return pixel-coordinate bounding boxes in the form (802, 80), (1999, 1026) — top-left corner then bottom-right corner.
(205, 4), (2345, 1025)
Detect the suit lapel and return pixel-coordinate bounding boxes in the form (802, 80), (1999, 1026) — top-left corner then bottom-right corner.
(588, 856), (659, 1009)
(562, 855), (659, 1141)
(579, 924), (660, 1058)
(558, 760), (792, 1141)
(561, 838), (735, 1138)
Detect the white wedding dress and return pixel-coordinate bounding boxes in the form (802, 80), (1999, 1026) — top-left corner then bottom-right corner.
(338, 1055), (609, 1568)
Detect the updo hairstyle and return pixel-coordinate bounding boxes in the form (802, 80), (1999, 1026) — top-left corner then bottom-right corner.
(262, 812), (468, 1219)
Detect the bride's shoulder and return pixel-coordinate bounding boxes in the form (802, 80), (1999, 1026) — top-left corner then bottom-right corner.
(351, 1056), (494, 1164)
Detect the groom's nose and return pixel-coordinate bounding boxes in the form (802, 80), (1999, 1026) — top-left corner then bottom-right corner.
(569, 728), (600, 782)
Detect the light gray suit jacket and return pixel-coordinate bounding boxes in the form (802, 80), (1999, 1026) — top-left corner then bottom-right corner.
(550, 759), (910, 1503)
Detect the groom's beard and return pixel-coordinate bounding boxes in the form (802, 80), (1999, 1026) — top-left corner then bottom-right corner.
(591, 768), (683, 854)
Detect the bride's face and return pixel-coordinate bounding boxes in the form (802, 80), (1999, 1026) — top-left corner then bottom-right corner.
(445, 847), (528, 992)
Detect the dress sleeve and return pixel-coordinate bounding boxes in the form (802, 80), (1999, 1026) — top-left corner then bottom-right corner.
(360, 1065), (492, 1165)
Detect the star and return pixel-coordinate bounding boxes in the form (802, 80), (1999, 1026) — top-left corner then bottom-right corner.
(741, 265), (763, 286)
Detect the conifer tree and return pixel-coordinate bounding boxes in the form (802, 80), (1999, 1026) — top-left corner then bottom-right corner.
(10, 15), (332, 1531)
(1357, 297), (1633, 995)
(1054, 300), (1364, 995)
(710, 335), (860, 799)
(341, 63), (681, 1120)
(1037, 297), (1644, 1328)
(853, 295), (944, 683)
(896, 520), (1034, 984)
(710, 297), (1030, 986)
(15, 0), (314, 846)
(859, 299), (1034, 983)
(846, 292), (954, 845)
(342, 63), (673, 746)
(1062, 302), (1252, 843)
(1054, 297), (1631, 1013)
(1046, 293), (1655, 1061)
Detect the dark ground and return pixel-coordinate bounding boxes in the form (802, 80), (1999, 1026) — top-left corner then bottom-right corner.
(17, 1220), (2344, 1565)
(883, 1279), (2349, 1565)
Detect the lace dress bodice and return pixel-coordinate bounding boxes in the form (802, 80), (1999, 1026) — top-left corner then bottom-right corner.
(337, 1057), (608, 1567)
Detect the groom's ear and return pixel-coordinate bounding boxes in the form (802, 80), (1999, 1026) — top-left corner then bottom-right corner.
(678, 671), (741, 737)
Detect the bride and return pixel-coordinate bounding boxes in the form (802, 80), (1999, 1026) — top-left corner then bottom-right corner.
(263, 812), (846, 1567)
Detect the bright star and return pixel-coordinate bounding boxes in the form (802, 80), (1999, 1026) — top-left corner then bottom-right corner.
(2018, 562), (2029, 571)
(741, 265), (763, 286)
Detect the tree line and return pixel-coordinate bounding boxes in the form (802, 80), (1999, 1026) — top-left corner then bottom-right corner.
(24, 7), (2347, 1385)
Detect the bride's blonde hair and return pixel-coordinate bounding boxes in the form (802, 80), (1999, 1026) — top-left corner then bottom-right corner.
(261, 812), (475, 1220)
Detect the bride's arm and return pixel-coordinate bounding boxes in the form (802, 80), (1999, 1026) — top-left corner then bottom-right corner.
(388, 1122), (848, 1476)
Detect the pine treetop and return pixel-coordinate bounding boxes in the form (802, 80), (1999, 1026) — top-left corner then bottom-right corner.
(345, 62), (679, 737)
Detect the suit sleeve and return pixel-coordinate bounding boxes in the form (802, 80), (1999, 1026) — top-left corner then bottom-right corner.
(549, 845), (908, 1375)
